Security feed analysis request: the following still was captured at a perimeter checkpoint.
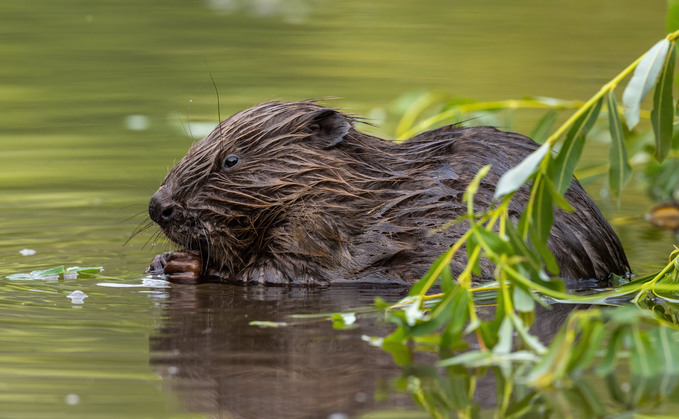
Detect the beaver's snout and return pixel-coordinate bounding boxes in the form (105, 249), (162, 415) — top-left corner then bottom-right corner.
(149, 185), (177, 228)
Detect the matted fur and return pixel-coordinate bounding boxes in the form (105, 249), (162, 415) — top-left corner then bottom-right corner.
(148, 100), (630, 286)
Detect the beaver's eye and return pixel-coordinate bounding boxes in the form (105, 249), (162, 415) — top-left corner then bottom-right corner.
(224, 155), (239, 169)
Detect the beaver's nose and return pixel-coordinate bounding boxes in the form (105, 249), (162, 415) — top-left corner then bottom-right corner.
(149, 185), (176, 226)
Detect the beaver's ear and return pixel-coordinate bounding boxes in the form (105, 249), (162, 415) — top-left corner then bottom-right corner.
(307, 109), (351, 149)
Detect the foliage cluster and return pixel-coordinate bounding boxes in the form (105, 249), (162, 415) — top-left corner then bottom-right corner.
(361, 12), (679, 418)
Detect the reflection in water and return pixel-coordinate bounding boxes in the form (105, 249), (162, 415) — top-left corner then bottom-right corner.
(149, 283), (588, 417)
(149, 284), (416, 418)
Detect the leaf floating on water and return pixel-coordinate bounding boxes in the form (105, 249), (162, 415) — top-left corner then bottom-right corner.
(622, 39), (670, 130)
(5, 265), (103, 280)
(6, 265), (66, 280)
(66, 266), (104, 274)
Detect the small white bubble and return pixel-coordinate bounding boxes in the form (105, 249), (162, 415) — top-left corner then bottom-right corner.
(19, 249), (36, 256)
(65, 393), (80, 405)
(167, 366), (179, 375)
(620, 382), (631, 392)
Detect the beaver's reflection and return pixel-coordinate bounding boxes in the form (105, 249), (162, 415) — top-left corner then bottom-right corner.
(149, 283), (585, 418)
(149, 284), (415, 418)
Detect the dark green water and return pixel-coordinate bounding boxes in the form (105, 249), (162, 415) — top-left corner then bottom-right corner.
(1, 1), (676, 417)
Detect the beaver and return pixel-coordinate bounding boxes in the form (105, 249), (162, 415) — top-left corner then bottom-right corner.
(146, 100), (630, 286)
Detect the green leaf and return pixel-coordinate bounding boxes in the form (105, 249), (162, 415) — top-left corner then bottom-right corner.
(6, 273), (33, 280)
(668, 0), (679, 32)
(529, 227), (559, 275)
(553, 98), (602, 194)
(332, 313), (357, 329)
(409, 251), (451, 296)
(546, 178), (574, 212)
(411, 285), (469, 337)
(622, 39), (671, 130)
(471, 225), (511, 256)
(525, 327), (569, 387)
(494, 141), (551, 199)
(651, 43), (676, 162)
(597, 326), (625, 376)
(530, 110), (557, 143)
(506, 221), (542, 273)
(463, 164), (491, 204)
(650, 326), (679, 374)
(6, 265), (103, 280)
(532, 176), (554, 244)
(607, 90), (632, 200)
(440, 286), (470, 336)
(516, 175), (558, 274)
(32, 265), (66, 277)
(438, 350), (494, 367)
(66, 266), (104, 274)
(567, 321), (606, 372)
(492, 317), (514, 355)
(629, 328), (659, 377)
(512, 284), (535, 313)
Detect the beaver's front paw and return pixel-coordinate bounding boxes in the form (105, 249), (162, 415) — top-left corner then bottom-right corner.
(146, 250), (204, 284)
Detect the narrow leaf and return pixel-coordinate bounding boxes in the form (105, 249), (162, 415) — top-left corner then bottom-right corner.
(529, 110), (557, 143)
(607, 91), (632, 200)
(553, 98), (602, 194)
(512, 284), (535, 313)
(471, 225), (511, 256)
(494, 141), (551, 199)
(651, 43), (676, 162)
(506, 221), (542, 273)
(668, 0), (679, 32)
(464, 164), (491, 204)
(623, 39), (671, 130)
(529, 227), (559, 275)
(532, 176), (554, 243)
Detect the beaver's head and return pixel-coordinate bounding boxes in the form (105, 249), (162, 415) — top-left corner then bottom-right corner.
(148, 101), (357, 273)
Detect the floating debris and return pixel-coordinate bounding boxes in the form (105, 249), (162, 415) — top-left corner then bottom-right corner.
(97, 278), (170, 288)
(67, 290), (88, 304)
(6, 266), (103, 281)
(19, 249), (36, 256)
(646, 202), (679, 231)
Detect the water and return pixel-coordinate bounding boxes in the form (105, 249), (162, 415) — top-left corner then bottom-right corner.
(1, 0), (676, 417)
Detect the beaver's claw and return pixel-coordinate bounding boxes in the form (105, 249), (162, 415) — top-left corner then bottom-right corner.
(146, 250), (204, 284)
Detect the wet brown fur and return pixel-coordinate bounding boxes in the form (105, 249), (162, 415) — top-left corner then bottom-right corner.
(148, 100), (630, 286)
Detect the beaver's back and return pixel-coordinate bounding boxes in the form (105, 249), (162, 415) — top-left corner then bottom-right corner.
(379, 125), (630, 282)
